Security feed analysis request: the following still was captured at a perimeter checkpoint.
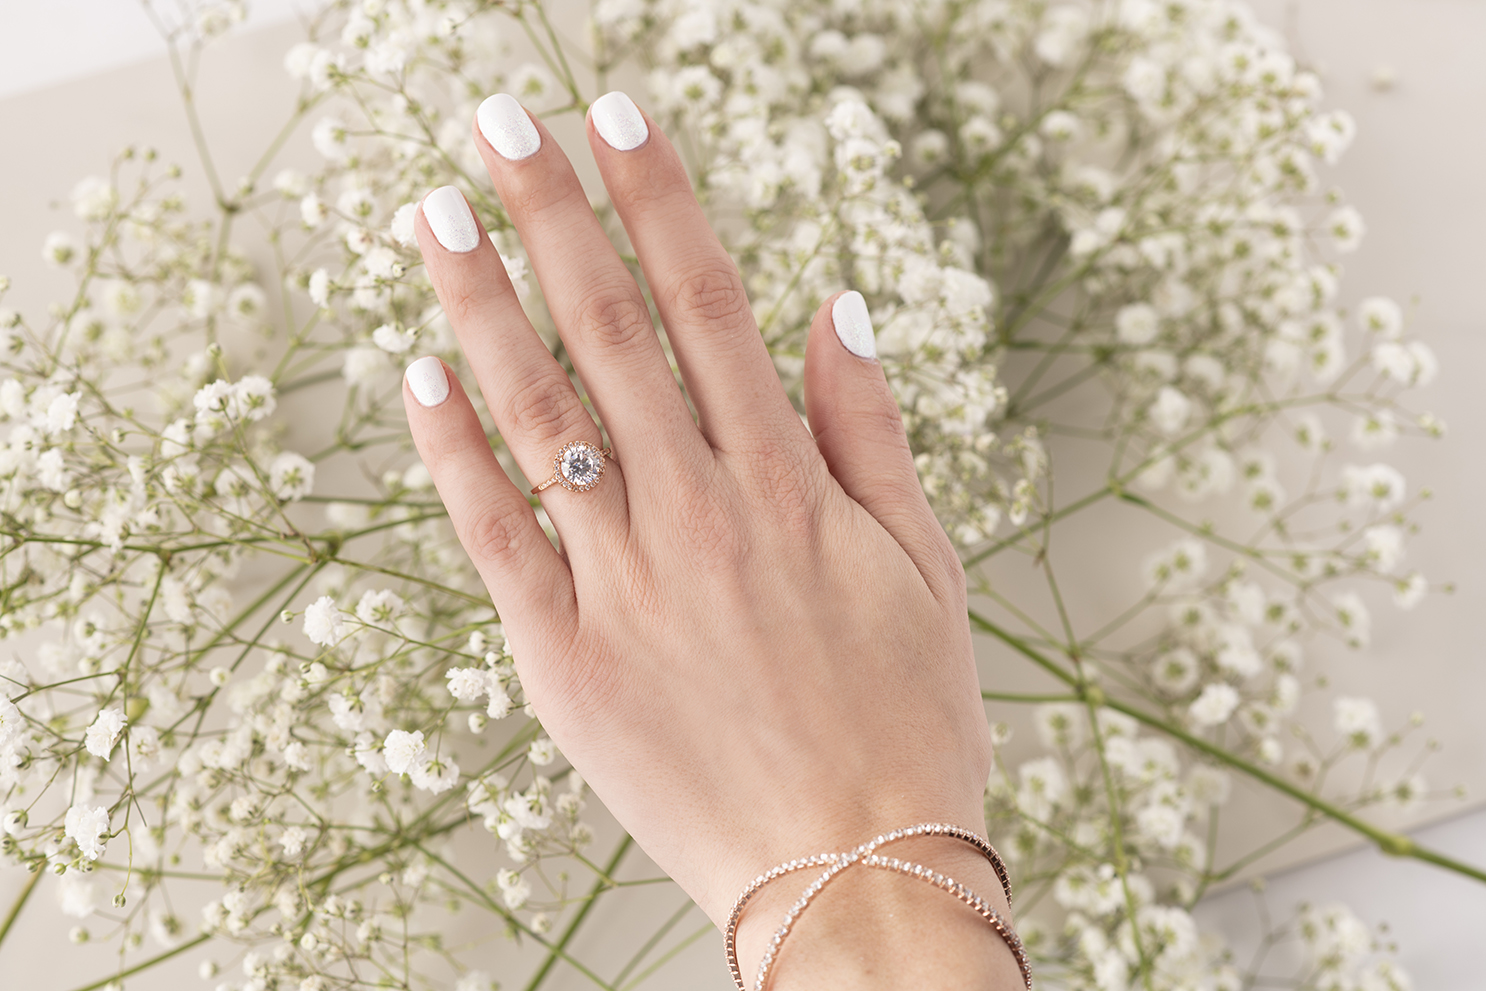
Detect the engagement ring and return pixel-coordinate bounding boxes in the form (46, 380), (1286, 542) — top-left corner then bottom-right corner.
(531, 441), (612, 494)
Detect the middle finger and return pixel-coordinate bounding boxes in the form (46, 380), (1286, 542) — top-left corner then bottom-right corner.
(472, 94), (705, 482)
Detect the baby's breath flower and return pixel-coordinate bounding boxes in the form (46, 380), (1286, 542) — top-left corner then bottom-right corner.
(528, 737), (557, 766)
(455, 971), (494, 991)
(1115, 303), (1160, 345)
(495, 868), (531, 910)
(307, 268), (330, 306)
(64, 804), (111, 861)
(1334, 697), (1383, 748)
(445, 668), (488, 701)
(1393, 572), (1428, 609)
(1144, 538), (1207, 591)
(71, 176), (117, 220)
(1326, 205), (1366, 253)
(1332, 591), (1373, 648)
(311, 117), (350, 162)
(1189, 684), (1240, 728)
(382, 729), (427, 776)
(410, 756), (459, 793)
(45, 391), (80, 434)
(83, 707), (126, 760)
(372, 323), (415, 354)
(268, 452), (315, 501)
(390, 202), (418, 247)
(302, 596), (346, 646)
(1341, 463), (1407, 511)
(43, 231), (77, 267)
(59, 872), (98, 917)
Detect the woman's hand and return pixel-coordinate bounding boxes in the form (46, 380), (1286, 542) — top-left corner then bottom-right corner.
(402, 91), (1003, 982)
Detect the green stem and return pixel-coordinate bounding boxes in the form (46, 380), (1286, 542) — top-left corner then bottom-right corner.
(1080, 677), (1156, 990)
(982, 691), (1084, 704)
(968, 608), (1486, 886)
(65, 934), (211, 991)
(618, 922), (716, 990)
(523, 834), (635, 991)
(611, 898), (695, 988)
(0, 867), (42, 952)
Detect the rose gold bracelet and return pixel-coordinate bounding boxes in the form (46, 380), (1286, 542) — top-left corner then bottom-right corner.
(860, 855), (1033, 990)
(723, 823), (1025, 991)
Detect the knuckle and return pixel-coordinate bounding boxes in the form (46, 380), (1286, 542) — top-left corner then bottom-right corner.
(672, 489), (744, 565)
(667, 265), (753, 329)
(967, 725), (994, 785)
(504, 172), (583, 225)
(939, 541), (969, 602)
(506, 371), (593, 442)
(866, 396), (909, 443)
(442, 279), (504, 327)
(462, 500), (534, 569)
(733, 439), (823, 540)
(416, 415), (469, 466)
(572, 288), (654, 353)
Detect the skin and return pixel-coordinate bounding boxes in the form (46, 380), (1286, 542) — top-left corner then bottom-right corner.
(402, 93), (1022, 989)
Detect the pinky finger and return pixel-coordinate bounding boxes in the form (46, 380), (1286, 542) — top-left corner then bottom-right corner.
(402, 355), (576, 654)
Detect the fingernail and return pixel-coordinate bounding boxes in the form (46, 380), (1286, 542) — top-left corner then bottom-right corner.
(590, 91), (649, 152)
(405, 355), (450, 407)
(422, 185), (481, 253)
(477, 93), (540, 161)
(832, 291), (875, 359)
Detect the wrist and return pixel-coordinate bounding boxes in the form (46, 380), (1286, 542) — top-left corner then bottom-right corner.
(731, 832), (1021, 990)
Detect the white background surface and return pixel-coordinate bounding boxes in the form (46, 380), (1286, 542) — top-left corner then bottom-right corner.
(0, 1), (1482, 987)
(0, 0), (300, 99)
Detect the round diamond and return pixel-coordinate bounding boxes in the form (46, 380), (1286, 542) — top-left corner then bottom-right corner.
(558, 443), (603, 489)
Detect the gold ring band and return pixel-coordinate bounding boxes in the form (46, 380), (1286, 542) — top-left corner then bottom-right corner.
(531, 441), (612, 494)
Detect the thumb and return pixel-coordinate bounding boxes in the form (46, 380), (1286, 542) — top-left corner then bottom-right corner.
(803, 291), (960, 594)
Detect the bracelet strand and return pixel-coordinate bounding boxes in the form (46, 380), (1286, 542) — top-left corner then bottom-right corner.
(861, 855), (1033, 990)
(750, 849), (859, 989)
(724, 823), (1027, 991)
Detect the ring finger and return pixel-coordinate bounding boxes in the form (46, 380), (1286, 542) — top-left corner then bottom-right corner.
(414, 185), (627, 544)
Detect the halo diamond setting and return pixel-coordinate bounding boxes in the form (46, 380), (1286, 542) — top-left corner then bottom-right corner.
(558, 442), (604, 490)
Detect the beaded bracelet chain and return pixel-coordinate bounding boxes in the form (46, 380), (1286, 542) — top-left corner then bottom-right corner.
(723, 822), (1033, 991)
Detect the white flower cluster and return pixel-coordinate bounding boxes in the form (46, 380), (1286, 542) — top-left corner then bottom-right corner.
(993, 699), (1418, 989)
(998, 706), (1245, 988)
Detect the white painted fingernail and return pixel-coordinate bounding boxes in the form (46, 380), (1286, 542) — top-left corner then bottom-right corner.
(405, 355), (450, 407)
(422, 185), (481, 253)
(477, 93), (540, 161)
(832, 291), (875, 359)
(591, 91), (648, 151)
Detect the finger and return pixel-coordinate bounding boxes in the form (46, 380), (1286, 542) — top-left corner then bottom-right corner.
(471, 93), (704, 483)
(415, 185), (624, 536)
(803, 292), (963, 600)
(587, 91), (802, 452)
(402, 356), (576, 652)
